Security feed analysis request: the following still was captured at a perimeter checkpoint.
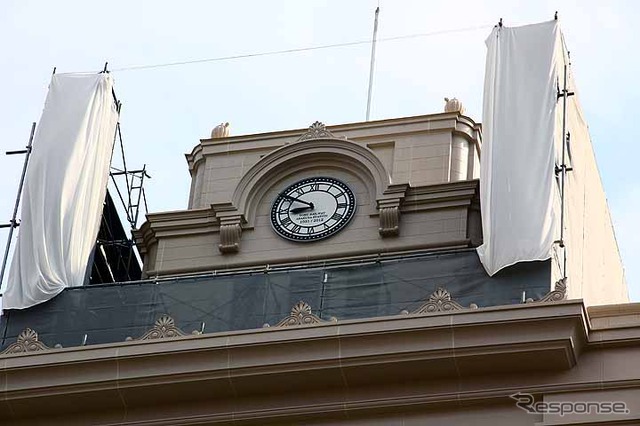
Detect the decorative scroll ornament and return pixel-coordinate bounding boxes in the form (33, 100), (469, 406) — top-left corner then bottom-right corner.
(1, 328), (52, 355)
(379, 206), (400, 237)
(126, 315), (200, 341)
(412, 288), (478, 314)
(297, 121), (336, 141)
(273, 301), (333, 327)
(529, 278), (567, 303)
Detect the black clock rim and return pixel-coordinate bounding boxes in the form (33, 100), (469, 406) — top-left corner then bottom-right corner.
(270, 176), (357, 243)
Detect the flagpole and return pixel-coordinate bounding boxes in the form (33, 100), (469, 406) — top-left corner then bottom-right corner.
(366, 6), (380, 121)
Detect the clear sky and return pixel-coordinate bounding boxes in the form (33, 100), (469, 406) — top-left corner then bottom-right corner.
(0, 0), (638, 300)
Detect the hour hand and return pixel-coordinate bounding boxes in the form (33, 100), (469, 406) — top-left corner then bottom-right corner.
(290, 205), (313, 214)
(282, 194), (314, 208)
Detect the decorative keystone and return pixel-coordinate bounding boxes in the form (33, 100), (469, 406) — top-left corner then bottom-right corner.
(297, 121), (337, 141)
(1, 328), (55, 355)
(125, 315), (201, 341)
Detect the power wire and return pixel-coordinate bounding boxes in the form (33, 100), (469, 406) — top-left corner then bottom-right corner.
(109, 24), (492, 73)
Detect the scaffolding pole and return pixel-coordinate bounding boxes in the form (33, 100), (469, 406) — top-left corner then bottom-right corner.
(0, 122), (37, 288)
(557, 61), (574, 281)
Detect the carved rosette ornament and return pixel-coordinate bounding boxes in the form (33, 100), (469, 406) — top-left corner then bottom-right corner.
(274, 301), (331, 327)
(1, 328), (52, 355)
(126, 315), (200, 341)
(297, 121), (337, 141)
(412, 288), (477, 314)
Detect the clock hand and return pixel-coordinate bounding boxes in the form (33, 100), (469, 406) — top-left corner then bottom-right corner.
(281, 194), (314, 208)
(290, 205), (313, 214)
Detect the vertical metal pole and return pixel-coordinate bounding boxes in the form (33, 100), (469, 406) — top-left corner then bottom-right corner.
(0, 122), (37, 287)
(559, 64), (568, 280)
(365, 7), (380, 121)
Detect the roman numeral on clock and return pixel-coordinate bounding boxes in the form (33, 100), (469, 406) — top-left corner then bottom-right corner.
(291, 224), (301, 233)
(336, 203), (347, 209)
(331, 212), (342, 221)
(281, 217), (292, 226)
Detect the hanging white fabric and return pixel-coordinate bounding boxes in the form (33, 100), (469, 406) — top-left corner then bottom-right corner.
(477, 20), (563, 276)
(3, 73), (118, 310)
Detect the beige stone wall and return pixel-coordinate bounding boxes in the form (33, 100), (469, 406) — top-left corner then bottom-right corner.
(557, 94), (628, 305)
(187, 113), (481, 209)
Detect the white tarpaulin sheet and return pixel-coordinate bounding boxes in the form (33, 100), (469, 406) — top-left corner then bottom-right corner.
(477, 20), (563, 276)
(3, 73), (118, 310)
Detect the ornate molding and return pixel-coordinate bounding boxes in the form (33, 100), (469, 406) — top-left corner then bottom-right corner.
(379, 206), (400, 237)
(528, 278), (567, 303)
(126, 315), (200, 341)
(270, 301), (334, 327)
(1, 328), (53, 355)
(218, 222), (242, 254)
(412, 288), (478, 314)
(297, 121), (337, 141)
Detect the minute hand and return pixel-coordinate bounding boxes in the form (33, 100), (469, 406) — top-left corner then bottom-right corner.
(282, 194), (314, 208)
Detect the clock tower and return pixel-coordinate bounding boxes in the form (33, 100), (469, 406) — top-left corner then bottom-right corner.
(136, 114), (484, 277)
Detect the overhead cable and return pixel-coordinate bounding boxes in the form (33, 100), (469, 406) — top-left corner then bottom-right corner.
(108, 24), (492, 73)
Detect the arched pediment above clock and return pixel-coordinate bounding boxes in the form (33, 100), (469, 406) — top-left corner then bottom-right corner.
(231, 137), (392, 227)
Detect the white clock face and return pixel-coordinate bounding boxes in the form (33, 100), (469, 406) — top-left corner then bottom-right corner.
(270, 177), (357, 242)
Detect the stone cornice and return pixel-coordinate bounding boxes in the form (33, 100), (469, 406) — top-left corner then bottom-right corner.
(395, 179), (479, 214)
(185, 112), (480, 163)
(137, 180), (479, 245)
(135, 207), (218, 243)
(0, 301), (605, 424)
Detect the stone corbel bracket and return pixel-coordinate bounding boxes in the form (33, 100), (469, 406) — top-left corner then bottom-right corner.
(403, 287), (478, 315)
(376, 183), (409, 237)
(1, 328), (59, 355)
(126, 315), (201, 341)
(212, 202), (246, 254)
(266, 301), (337, 328)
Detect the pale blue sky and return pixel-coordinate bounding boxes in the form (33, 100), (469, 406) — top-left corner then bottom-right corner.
(0, 0), (638, 300)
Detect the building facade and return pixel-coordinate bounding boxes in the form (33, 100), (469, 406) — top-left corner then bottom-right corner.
(0, 111), (636, 425)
